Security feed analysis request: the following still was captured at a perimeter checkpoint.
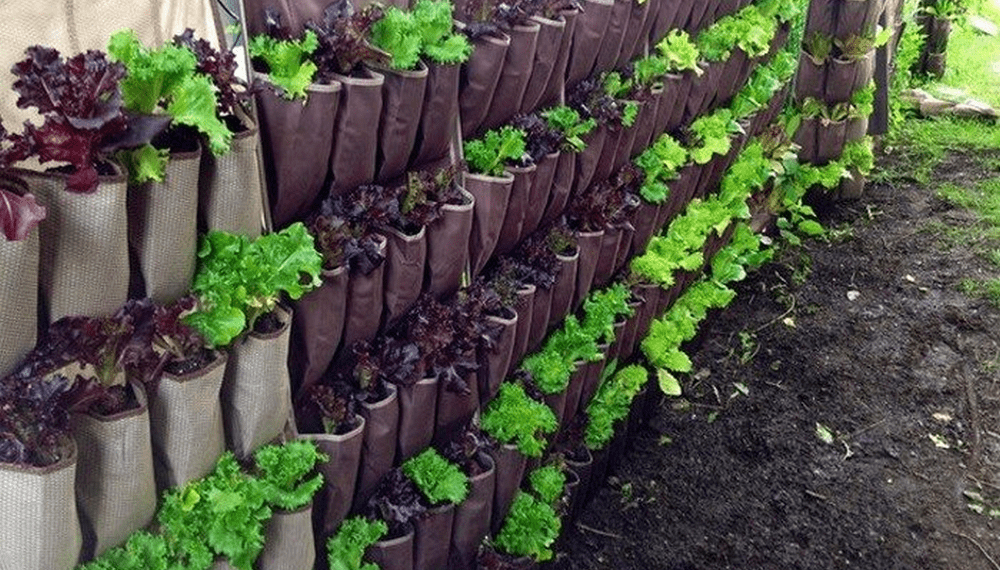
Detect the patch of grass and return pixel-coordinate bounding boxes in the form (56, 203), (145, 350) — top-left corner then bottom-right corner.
(958, 277), (1000, 307)
(937, 178), (1000, 227)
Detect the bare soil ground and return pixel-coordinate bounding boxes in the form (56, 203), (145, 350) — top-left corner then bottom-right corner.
(550, 145), (1000, 569)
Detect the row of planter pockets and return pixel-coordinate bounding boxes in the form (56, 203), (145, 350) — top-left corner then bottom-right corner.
(805, 0), (885, 41)
(255, 0), (760, 231)
(0, 305), (297, 569)
(0, 116), (266, 378)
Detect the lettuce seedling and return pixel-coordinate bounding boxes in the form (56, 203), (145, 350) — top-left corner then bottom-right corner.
(528, 464), (566, 505)
(254, 440), (326, 511)
(371, 6), (423, 69)
(463, 126), (527, 177)
(584, 365), (647, 449)
(327, 517), (388, 570)
(401, 448), (469, 505)
(493, 491), (561, 561)
(481, 382), (557, 457)
(542, 105), (596, 153)
(656, 30), (702, 74)
(413, 0), (472, 64)
(635, 133), (687, 204)
(248, 29), (320, 99)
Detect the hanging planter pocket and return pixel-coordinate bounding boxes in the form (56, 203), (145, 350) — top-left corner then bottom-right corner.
(573, 229), (604, 309)
(0, 177), (39, 377)
(837, 0), (883, 38)
(591, 0), (631, 76)
(577, 350), (608, 411)
(368, 523), (415, 570)
(805, 0), (838, 36)
(482, 22), (541, 132)
(826, 53), (875, 104)
(222, 306), (295, 458)
(659, 73), (692, 135)
(466, 171), (514, 277)
(127, 143), (201, 303)
(541, 151), (576, 226)
(289, 265), (348, 400)
(480, 309), (518, 404)
(198, 114), (265, 238)
(489, 444), (528, 534)
(342, 235), (388, 349)
(793, 117), (820, 164)
(562, 361), (588, 425)
(631, 200), (661, 257)
(397, 376), (440, 462)
(374, 63), (429, 183)
(436, 371), (480, 444)
(0, 438), (81, 570)
(354, 385), (400, 511)
(412, 62), (462, 167)
(426, 188), (475, 298)
(539, 8), (580, 110)
(150, 351), (227, 490)
(613, 222), (635, 274)
(572, 128), (608, 195)
(593, 226), (623, 288)
(23, 169), (128, 323)
(383, 225), (428, 327)
(564, 447), (593, 520)
(795, 51), (826, 102)
(615, 0), (652, 68)
(549, 248), (580, 327)
(816, 120), (848, 164)
(511, 283), (537, 364)
(629, 87), (662, 159)
(528, 282), (554, 352)
(495, 163), (537, 257)
(256, 505), (315, 570)
(330, 69), (385, 194)
(448, 455), (496, 570)
(304, 418), (366, 536)
(565, 0), (614, 85)
(72, 381), (156, 559)
(256, 79), (340, 228)
(521, 152), (560, 244)
(542, 388), (569, 428)
(415, 503), (457, 570)
(460, 30), (511, 138)
(519, 15), (567, 115)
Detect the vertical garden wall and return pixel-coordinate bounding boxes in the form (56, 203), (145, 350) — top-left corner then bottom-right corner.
(0, 0), (895, 569)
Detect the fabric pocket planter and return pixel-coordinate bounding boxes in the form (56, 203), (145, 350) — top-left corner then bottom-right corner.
(127, 143), (201, 303)
(573, 229), (604, 310)
(198, 114), (265, 238)
(466, 171), (514, 277)
(0, 178), (38, 377)
(591, 0), (631, 76)
(565, 0), (614, 86)
(538, 7), (580, 110)
(816, 120), (848, 164)
(460, 30), (512, 138)
(150, 350), (227, 491)
(683, 62), (721, 125)
(564, 446), (593, 520)
(846, 116), (870, 143)
(448, 455), (496, 570)
(412, 62), (461, 167)
(615, 0), (652, 68)
(256, 78), (340, 229)
(353, 385), (400, 512)
(633, 282), (661, 341)
(629, 88), (662, 159)
(415, 502), (457, 570)
(374, 62), (429, 184)
(712, 0), (743, 21)
(383, 225), (428, 328)
(542, 388), (569, 428)
(426, 188), (475, 298)
(613, 222), (635, 275)
(396, 376), (440, 462)
(342, 234), (388, 349)
(649, 0), (683, 45)
(511, 283), (537, 364)
(23, 168), (128, 323)
(572, 127), (607, 195)
(481, 22), (541, 132)
(578, 346), (608, 411)
(436, 371), (480, 445)
(805, 0), (837, 36)
(612, 116), (641, 173)
(521, 152), (560, 243)
(330, 69), (385, 195)
(368, 522), (415, 570)
(793, 117), (820, 164)
(664, 72), (695, 134)
(620, 295), (645, 359)
(562, 361), (588, 427)
(826, 53), (876, 104)
(519, 15), (567, 115)
(527, 282), (555, 352)
(72, 381), (156, 559)
(549, 248), (580, 327)
(634, 0), (660, 56)
(302, 417), (366, 536)
(489, 444), (528, 535)
(494, 163), (537, 257)
(795, 51), (826, 102)
(222, 305), (295, 458)
(606, 316), (628, 364)
(684, 0), (716, 33)
(837, 0), (883, 39)
(593, 126), (625, 184)
(630, 200), (661, 258)
(0, 438), (81, 570)
(289, 265), (348, 401)
(540, 151), (576, 227)
(257, 505), (315, 570)
(480, 309), (518, 404)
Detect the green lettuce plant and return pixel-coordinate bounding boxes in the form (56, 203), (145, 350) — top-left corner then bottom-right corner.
(656, 30), (702, 74)
(248, 30), (319, 100)
(254, 440), (327, 511)
(542, 105), (597, 152)
(401, 448), (469, 505)
(481, 382), (558, 457)
(327, 517), (388, 570)
(584, 365), (647, 450)
(464, 126), (527, 176)
(412, 0), (472, 64)
(528, 464), (566, 505)
(493, 491), (561, 561)
(635, 133), (687, 204)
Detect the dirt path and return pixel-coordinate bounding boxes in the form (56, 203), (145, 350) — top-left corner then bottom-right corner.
(550, 145), (1000, 569)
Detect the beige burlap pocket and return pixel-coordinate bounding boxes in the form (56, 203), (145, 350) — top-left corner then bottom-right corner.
(0, 226), (38, 377)
(198, 117), (265, 238)
(256, 505), (316, 570)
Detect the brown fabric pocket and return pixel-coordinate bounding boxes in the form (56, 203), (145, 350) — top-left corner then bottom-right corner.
(543, 389), (569, 428)
(304, 420), (366, 535)
(460, 30), (511, 138)
(435, 371), (480, 445)
(413, 62), (461, 167)
(481, 22), (540, 132)
(396, 376), (439, 461)
(490, 444), (528, 534)
(23, 169), (128, 323)
(374, 63), (429, 183)
(222, 306), (295, 458)
(0, 195), (38, 377)
(257, 505), (315, 570)
(72, 381), (156, 558)
(480, 310), (517, 404)
(592, 0), (631, 75)
(562, 363), (588, 427)
(414, 503), (456, 570)
(383, 226), (427, 327)
(198, 115), (264, 238)
(521, 152), (559, 241)
(650, 0), (681, 45)
(539, 7), (580, 110)
(128, 146), (201, 303)
(593, 225), (623, 289)
(330, 69), (384, 194)
(511, 284), (536, 364)
(494, 164), (536, 257)
(425, 188), (475, 298)
(0, 439), (81, 570)
(572, 128), (607, 195)
(256, 79), (340, 228)
(577, 351), (608, 413)
(448, 455), (496, 570)
(541, 151), (576, 226)
(629, 89), (661, 159)
(573, 229), (604, 309)
(368, 524), (414, 570)
(566, 0), (614, 86)
(289, 265), (348, 400)
(549, 250), (579, 327)
(528, 282), (554, 352)
(615, 0), (651, 68)
(342, 235), (388, 349)
(353, 385), (400, 511)
(520, 16), (567, 114)
(465, 172), (514, 277)
(150, 351), (227, 491)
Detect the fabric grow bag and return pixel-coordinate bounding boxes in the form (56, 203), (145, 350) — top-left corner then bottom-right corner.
(342, 235), (388, 349)
(412, 62), (462, 167)
(527, 281), (555, 352)
(256, 78), (340, 229)
(494, 163), (536, 257)
(466, 171), (514, 277)
(375, 63), (429, 183)
(383, 225), (428, 327)
(397, 376), (439, 461)
(593, 226), (623, 289)
(562, 361), (588, 425)
(426, 188), (475, 298)
(436, 371), (480, 445)
(489, 444), (528, 534)
(521, 154), (559, 244)
(571, 128), (607, 195)
(198, 115), (264, 238)
(368, 523), (414, 570)
(549, 248), (580, 327)
(538, 7), (580, 110)
(0, 176), (38, 378)
(415, 503), (457, 570)
(257, 505), (315, 570)
(565, 0), (614, 85)
(615, 0), (651, 68)
(481, 22), (541, 132)
(353, 384), (400, 511)
(330, 69), (385, 194)
(480, 309), (518, 404)
(540, 150), (576, 227)
(460, 30), (511, 138)
(511, 283), (537, 364)
(448, 455), (496, 570)
(826, 53), (875, 104)
(519, 15), (567, 114)
(573, 229), (604, 309)
(304, 418), (366, 535)
(593, 0), (631, 76)
(289, 265), (348, 400)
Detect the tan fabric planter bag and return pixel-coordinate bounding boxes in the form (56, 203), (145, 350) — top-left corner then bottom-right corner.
(222, 306), (295, 458)
(71, 381), (156, 558)
(198, 115), (265, 239)
(0, 177), (39, 377)
(256, 505), (316, 570)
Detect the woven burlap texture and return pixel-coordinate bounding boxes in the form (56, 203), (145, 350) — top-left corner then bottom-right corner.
(0, 228), (38, 377)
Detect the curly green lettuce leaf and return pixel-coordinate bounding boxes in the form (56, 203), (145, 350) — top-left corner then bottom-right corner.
(249, 30), (319, 100)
